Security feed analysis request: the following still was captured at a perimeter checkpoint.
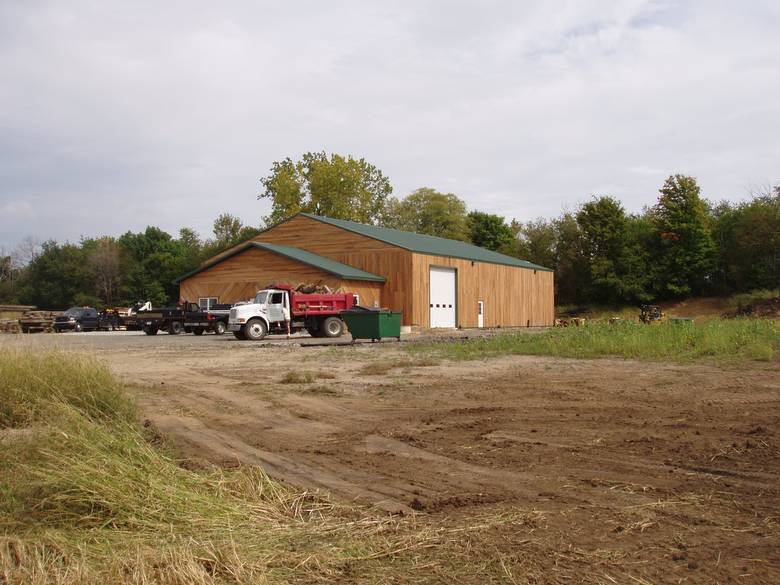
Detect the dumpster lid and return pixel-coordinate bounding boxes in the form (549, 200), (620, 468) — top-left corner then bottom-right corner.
(343, 305), (382, 313)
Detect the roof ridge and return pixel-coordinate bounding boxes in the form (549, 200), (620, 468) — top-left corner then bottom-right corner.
(299, 212), (553, 272)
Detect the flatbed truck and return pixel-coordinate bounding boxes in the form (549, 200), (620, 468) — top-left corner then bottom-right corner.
(138, 302), (227, 335)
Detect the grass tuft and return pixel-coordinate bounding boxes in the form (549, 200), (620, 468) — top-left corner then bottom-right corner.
(280, 370), (336, 384)
(359, 358), (440, 376)
(0, 349), (134, 427)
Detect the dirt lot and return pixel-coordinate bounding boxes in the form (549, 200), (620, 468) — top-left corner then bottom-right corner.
(4, 331), (779, 583)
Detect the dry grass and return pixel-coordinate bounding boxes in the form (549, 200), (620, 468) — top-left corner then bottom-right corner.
(359, 357), (440, 376)
(280, 370), (337, 384)
(0, 348), (533, 584)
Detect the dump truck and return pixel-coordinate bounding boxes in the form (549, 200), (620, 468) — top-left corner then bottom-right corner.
(228, 284), (357, 340)
(138, 302), (228, 336)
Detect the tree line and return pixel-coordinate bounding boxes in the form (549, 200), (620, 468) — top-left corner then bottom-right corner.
(1, 151), (777, 309)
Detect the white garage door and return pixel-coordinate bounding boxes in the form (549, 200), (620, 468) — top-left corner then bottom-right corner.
(429, 266), (456, 328)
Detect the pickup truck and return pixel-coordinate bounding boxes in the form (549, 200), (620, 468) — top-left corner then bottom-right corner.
(229, 284), (357, 340)
(54, 307), (119, 332)
(138, 302), (228, 336)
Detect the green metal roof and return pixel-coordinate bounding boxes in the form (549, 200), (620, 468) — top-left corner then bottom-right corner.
(300, 213), (553, 271)
(174, 242), (386, 283)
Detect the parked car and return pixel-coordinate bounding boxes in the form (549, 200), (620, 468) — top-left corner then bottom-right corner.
(53, 307), (117, 332)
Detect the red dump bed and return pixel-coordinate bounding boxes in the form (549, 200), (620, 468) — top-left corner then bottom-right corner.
(290, 292), (356, 317)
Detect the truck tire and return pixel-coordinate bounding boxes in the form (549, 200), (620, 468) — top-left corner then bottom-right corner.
(233, 330), (246, 340)
(244, 319), (267, 341)
(74, 323), (82, 333)
(213, 321), (226, 335)
(192, 329), (204, 335)
(321, 316), (344, 338)
(144, 326), (158, 336)
(168, 321), (183, 335)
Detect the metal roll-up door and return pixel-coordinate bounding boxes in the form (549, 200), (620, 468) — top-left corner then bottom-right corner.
(429, 266), (456, 328)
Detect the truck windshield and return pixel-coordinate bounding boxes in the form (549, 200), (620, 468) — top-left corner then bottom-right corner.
(254, 291), (268, 305)
(64, 308), (85, 317)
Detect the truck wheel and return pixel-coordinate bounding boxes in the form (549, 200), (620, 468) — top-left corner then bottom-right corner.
(74, 323), (82, 333)
(144, 326), (158, 336)
(321, 316), (344, 338)
(213, 321), (226, 336)
(233, 330), (246, 340)
(192, 329), (204, 335)
(244, 319), (267, 341)
(168, 321), (183, 335)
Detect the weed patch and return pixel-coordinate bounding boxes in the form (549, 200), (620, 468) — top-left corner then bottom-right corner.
(360, 358), (440, 376)
(407, 319), (778, 365)
(280, 370), (337, 384)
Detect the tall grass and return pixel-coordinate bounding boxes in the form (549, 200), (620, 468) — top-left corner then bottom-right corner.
(0, 349), (522, 583)
(0, 350), (374, 582)
(408, 318), (778, 364)
(0, 349), (134, 427)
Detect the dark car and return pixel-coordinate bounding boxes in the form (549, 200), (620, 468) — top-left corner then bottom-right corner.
(54, 307), (102, 332)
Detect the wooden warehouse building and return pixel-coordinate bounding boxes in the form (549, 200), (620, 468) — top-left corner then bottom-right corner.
(176, 213), (554, 328)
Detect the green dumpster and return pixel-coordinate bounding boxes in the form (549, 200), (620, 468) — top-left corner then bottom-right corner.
(341, 307), (402, 342)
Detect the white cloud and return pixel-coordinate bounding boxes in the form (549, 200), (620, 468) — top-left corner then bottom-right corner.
(0, 200), (35, 222)
(0, 0), (778, 248)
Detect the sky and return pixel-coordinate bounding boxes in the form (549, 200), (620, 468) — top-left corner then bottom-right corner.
(1, 0), (779, 251)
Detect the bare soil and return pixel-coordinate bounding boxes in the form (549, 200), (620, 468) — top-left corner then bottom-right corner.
(5, 332), (780, 583)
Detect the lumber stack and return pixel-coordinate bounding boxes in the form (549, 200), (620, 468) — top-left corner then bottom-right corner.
(0, 318), (21, 334)
(18, 310), (57, 333)
(0, 304), (36, 320)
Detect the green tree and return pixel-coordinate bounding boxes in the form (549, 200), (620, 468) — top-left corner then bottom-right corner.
(575, 197), (651, 303)
(552, 213), (589, 305)
(576, 197), (626, 302)
(386, 188), (469, 240)
(259, 152), (393, 225)
(22, 241), (93, 309)
(513, 218), (558, 269)
(178, 227), (202, 252)
(0, 251), (23, 304)
(467, 211), (515, 253)
(85, 237), (122, 305)
(117, 227), (198, 305)
(713, 187), (780, 292)
(652, 175), (716, 297)
(212, 214), (243, 246)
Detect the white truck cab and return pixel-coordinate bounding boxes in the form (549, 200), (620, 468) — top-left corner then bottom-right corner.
(228, 288), (289, 340)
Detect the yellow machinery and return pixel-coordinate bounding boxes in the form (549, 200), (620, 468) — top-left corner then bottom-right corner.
(639, 305), (666, 324)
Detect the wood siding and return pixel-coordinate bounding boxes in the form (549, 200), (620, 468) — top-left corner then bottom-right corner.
(255, 216), (414, 321)
(178, 246), (382, 308)
(410, 254), (555, 328)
